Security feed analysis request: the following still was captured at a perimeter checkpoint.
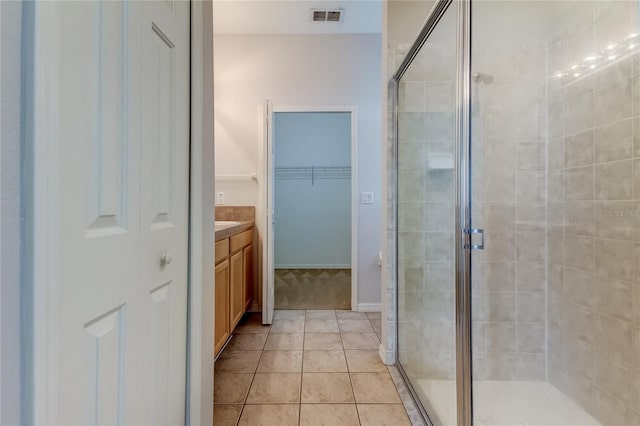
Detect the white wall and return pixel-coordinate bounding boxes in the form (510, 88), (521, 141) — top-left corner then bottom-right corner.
(0, 1), (22, 424)
(214, 33), (383, 305)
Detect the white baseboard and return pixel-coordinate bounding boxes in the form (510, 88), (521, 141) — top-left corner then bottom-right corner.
(357, 303), (382, 312)
(274, 265), (351, 269)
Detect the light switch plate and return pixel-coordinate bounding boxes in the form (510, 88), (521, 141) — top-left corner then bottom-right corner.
(216, 192), (225, 205)
(361, 192), (374, 204)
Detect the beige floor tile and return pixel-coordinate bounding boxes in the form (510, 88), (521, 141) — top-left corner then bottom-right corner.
(264, 333), (304, 350)
(345, 350), (387, 372)
(303, 350), (348, 372)
(213, 373), (254, 404)
(304, 333), (343, 350)
(338, 319), (375, 333)
(351, 373), (401, 403)
(235, 320), (270, 334)
(357, 404), (411, 425)
(246, 373), (301, 403)
(341, 333), (381, 349)
(271, 319), (306, 333)
(336, 310), (369, 320)
(215, 350), (262, 373)
(238, 404), (299, 426)
(305, 319), (339, 333)
(366, 312), (382, 320)
(256, 350), (303, 373)
(213, 405), (243, 426)
(226, 333), (267, 351)
(306, 310), (337, 320)
(301, 372), (355, 403)
(300, 404), (360, 426)
(274, 309), (306, 320)
(371, 319), (383, 333)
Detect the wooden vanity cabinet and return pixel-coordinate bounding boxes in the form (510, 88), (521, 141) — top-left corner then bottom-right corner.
(229, 251), (244, 329)
(214, 259), (230, 355)
(214, 227), (253, 356)
(243, 244), (253, 310)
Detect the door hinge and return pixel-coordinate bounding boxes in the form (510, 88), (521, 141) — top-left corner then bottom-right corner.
(463, 228), (484, 250)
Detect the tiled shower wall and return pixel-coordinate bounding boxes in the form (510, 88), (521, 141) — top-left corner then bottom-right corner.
(545, 2), (640, 424)
(471, 42), (549, 380)
(395, 23), (459, 380)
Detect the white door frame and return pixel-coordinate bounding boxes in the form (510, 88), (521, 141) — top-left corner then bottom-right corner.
(262, 105), (359, 312)
(25, 2), (215, 425)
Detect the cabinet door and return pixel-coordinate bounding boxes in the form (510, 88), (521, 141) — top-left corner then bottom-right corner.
(229, 251), (244, 329)
(214, 259), (230, 355)
(243, 244), (253, 310)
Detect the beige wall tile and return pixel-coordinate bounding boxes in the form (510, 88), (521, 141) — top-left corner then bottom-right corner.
(515, 262), (545, 292)
(595, 238), (635, 281)
(563, 235), (594, 272)
(596, 202), (635, 240)
(517, 171), (546, 202)
(485, 322), (516, 353)
(563, 268), (594, 308)
(516, 232), (546, 262)
(596, 160), (633, 200)
(564, 165), (594, 201)
(565, 202), (595, 236)
(565, 130), (594, 167)
(595, 277), (635, 323)
(594, 78), (633, 126)
(594, 118), (633, 163)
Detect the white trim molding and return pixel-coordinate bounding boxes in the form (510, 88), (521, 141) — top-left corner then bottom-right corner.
(357, 303), (382, 312)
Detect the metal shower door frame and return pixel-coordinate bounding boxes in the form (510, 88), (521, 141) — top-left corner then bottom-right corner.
(392, 1), (473, 425)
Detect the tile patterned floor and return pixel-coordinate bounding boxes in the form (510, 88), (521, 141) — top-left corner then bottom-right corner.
(213, 310), (411, 426)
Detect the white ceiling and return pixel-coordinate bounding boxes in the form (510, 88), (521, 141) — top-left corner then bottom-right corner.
(212, 0), (383, 34)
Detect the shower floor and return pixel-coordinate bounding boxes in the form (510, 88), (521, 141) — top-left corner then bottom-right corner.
(416, 379), (601, 426)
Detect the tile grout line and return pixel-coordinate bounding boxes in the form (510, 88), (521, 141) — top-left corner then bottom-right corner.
(298, 313), (306, 426)
(341, 314), (362, 426)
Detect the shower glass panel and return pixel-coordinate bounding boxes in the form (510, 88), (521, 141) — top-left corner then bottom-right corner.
(396, 4), (459, 425)
(470, 1), (640, 425)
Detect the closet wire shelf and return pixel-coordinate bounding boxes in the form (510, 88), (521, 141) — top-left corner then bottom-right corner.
(275, 166), (351, 185)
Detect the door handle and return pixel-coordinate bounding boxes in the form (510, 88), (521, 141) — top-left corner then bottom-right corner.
(160, 251), (173, 266)
(463, 229), (484, 250)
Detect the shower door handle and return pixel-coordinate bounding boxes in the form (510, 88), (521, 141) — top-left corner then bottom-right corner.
(463, 228), (484, 250)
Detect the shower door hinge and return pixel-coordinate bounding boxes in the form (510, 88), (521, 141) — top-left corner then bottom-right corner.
(463, 228), (484, 250)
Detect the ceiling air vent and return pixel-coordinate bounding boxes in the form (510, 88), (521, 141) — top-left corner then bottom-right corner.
(311, 9), (344, 23)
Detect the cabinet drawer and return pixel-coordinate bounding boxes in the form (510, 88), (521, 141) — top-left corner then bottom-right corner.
(230, 229), (253, 253)
(215, 239), (229, 264)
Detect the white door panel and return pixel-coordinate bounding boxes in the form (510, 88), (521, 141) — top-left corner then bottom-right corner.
(49, 1), (190, 424)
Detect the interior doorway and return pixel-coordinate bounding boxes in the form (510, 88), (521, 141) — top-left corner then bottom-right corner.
(273, 111), (353, 309)
(263, 106), (358, 320)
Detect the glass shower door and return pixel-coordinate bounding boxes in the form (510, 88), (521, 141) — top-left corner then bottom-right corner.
(395, 3), (460, 425)
(469, 1), (640, 425)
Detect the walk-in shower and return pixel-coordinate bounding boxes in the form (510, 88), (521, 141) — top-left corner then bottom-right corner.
(392, 1), (640, 425)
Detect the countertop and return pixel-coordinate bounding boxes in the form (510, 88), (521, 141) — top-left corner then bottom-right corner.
(215, 220), (254, 241)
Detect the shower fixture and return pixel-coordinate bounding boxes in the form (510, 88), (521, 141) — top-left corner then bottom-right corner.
(472, 72), (493, 84)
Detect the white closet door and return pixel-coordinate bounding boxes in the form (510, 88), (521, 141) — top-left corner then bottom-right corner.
(48, 1), (190, 424)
